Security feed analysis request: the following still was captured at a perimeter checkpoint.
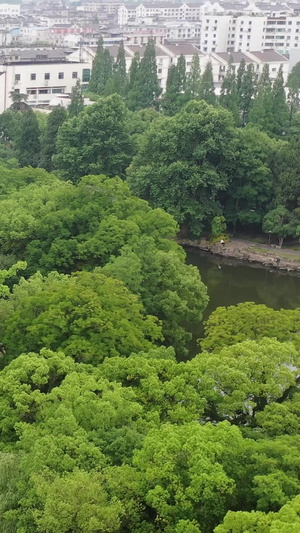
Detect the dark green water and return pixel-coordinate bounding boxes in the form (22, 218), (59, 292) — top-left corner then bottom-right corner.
(185, 247), (300, 357)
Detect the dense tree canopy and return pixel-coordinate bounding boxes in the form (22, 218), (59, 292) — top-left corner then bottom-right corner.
(55, 94), (132, 182)
(128, 100), (237, 236)
(0, 51), (300, 533)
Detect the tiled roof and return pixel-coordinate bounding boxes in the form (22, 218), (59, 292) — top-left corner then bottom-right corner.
(216, 51), (253, 63)
(163, 41), (202, 55)
(250, 50), (288, 62)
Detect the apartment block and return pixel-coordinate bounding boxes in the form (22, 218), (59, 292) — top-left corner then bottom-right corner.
(200, 15), (231, 53)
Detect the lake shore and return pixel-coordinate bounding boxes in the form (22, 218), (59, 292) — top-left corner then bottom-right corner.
(178, 237), (300, 273)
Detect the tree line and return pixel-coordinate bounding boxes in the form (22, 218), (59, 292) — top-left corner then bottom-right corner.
(88, 36), (300, 133)
(2, 38), (300, 245)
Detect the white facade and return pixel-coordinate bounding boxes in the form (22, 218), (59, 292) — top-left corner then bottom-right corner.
(230, 16), (266, 52)
(264, 16), (300, 54)
(118, 3), (204, 26)
(200, 15), (231, 53)
(0, 3), (20, 16)
(164, 21), (201, 40)
(198, 13), (300, 54)
(0, 58), (92, 112)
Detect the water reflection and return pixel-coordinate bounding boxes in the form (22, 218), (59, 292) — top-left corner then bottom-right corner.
(185, 248), (300, 359)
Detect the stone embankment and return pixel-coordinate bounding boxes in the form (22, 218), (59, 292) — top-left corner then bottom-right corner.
(178, 238), (300, 273)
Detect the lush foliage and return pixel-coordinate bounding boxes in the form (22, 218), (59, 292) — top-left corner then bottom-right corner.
(1, 53), (300, 533)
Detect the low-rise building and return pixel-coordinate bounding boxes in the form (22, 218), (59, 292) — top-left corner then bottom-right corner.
(0, 48), (92, 112)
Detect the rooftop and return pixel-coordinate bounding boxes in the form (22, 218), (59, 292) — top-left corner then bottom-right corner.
(250, 50), (288, 62)
(163, 41), (202, 55)
(215, 51), (254, 62)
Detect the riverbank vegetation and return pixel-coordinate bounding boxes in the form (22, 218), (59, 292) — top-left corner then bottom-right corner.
(0, 43), (300, 531)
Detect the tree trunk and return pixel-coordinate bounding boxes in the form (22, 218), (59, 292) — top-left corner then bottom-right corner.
(279, 236), (284, 248)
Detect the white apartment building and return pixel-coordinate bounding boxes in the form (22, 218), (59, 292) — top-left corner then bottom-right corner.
(0, 49), (92, 112)
(228, 15), (266, 52)
(80, 2), (121, 14)
(200, 15), (231, 53)
(118, 3), (204, 26)
(264, 16), (300, 54)
(199, 13), (300, 54)
(0, 3), (20, 16)
(164, 20), (201, 40)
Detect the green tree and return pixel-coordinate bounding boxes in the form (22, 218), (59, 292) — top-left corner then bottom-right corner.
(103, 238), (208, 355)
(110, 40), (127, 97)
(0, 270), (161, 365)
(55, 94), (132, 182)
(127, 51), (140, 91)
(272, 137), (300, 210)
(40, 106), (67, 171)
(195, 338), (300, 425)
(185, 53), (201, 100)
(162, 55), (186, 116)
(88, 37), (113, 96)
(134, 421), (244, 532)
(211, 216), (227, 240)
(290, 60), (300, 84)
(0, 109), (22, 164)
(126, 38), (161, 111)
(9, 91), (30, 112)
(126, 108), (164, 153)
(201, 302), (300, 353)
(262, 205), (298, 247)
(236, 58), (246, 95)
(220, 57), (239, 122)
(248, 64), (274, 134)
(199, 61), (216, 105)
(68, 79), (84, 117)
(272, 66), (289, 136)
(286, 74), (300, 125)
(224, 127), (279, 231)
(238, 63), (256, 125)
(162, 65), (178, 115)
(128, 100), (237, 237)
(15, 109), (41, 167)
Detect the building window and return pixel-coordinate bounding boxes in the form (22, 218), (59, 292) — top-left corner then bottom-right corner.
(72, 71), (78, 78)
(27, 89), (37, 95)
(44, 73), (50, 80)
(15, 74), (20, 82)
(52, 88), (65, 93)
(58, 72), (64, 79)
(38, 89), (50, 94)
(31, 73), (36, 80)
(82, 68), (91, 83)
(14, 88), (20, 93)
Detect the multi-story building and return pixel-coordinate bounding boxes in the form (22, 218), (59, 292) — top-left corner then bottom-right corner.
(0, 40), (289, 113)
(228, 15), (266, 52)
(264, 16), (300, 54)
(0, 3), (21, 17)
(164, 20), (201, 41)
(0, 49), (92, 112)
(211, 49), (289, 92)
(200, 15), (231, 52)
(118, 3), (204, 26)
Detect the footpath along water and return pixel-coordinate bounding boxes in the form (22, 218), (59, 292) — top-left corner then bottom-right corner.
(184, 247), (300, 359)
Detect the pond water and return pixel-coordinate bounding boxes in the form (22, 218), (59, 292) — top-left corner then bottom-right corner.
(185, 247), (300, 358)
